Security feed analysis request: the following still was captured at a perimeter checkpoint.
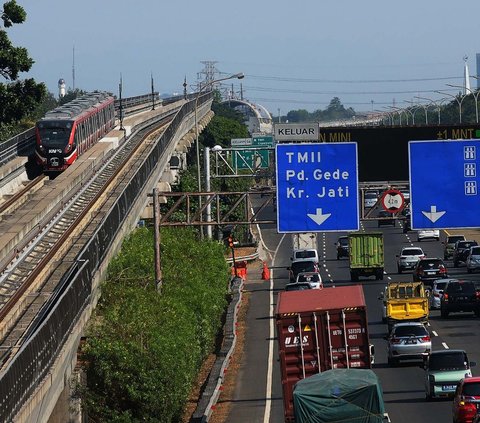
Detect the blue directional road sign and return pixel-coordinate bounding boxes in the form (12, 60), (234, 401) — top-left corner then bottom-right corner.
(409, 139), (480, 229)
(276, 143), (359, 232)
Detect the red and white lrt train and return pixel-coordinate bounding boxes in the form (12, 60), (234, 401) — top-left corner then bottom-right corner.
(35, 91), (116, 172)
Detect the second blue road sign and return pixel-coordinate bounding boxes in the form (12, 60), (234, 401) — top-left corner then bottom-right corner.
(276, 143), (359, 233)
(409, 139), (480, 229)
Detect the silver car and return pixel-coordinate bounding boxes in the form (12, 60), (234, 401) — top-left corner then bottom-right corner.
(295, 272), (323, 289)
(466, 246), (480, 273)
(428, 279), (454, 309)
(386, 322), (431, 366)
(396, 247), (425, 273)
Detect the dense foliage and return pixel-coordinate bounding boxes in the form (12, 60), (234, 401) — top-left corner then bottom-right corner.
(0, 1), (46, 131)
(81, 227), (230, 422)
(285, 97), (356, 123)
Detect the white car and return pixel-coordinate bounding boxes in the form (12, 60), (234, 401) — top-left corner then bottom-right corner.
(295, 272), (323, 289)
(396, 247), (425, 273)
(364, 191), (379, 208)
(428, 279), (454, 309)
(291, 248), (319, 263)
(466, 246), (480, 273)
(417, 229), (440, 242)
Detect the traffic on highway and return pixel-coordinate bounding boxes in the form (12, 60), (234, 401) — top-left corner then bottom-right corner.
(230, 195), (480, 423)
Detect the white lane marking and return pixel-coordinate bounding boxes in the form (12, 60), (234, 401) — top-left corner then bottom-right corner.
(383, 271), (387, 274)
(323, 263), (327, 267)
(432, 330), (438, 336)
(442, 342), (449, 349)
(387, 276), (391, 280)
(327, 273), (331, 278)
(263, 232), (286, 423)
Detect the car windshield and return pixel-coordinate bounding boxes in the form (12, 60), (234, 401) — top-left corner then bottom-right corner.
(297, 274), (320, 282)
(291, 261), (316, 273)
(463, 382), (480, 396)
(365, 192), (377, 199)
(402, 248), (423, 256)
(338, 238), (348, 246)
(447, 282), (475, 294)
(393, 325), (428, 337)
(429, 352), (468, 371)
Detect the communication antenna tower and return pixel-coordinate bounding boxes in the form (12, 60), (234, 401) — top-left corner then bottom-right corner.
(72, 45), (76, 91)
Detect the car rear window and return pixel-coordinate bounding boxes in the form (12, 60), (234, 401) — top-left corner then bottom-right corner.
(447, 282), (475, 294)
(448, 236), (465, 244)
(459, 241), (478, 249)
(429, 352), (468, 371)
(434, 281), (448, 290)
(419, 259), (443, 268)
(402, 248), (423, 256)
(285, 283), (311, 291)
(295, 250), (317, 259)
(291, 261), (316, 273)
(462, 382), (480, 396)
(338, 238), (348, 246)
(393, 325), (428, 337)
(297, 274), (320, 282)
(470, 246), (480, 255)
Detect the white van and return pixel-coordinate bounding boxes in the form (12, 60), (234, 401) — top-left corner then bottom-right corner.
(291, 248), (319, 263)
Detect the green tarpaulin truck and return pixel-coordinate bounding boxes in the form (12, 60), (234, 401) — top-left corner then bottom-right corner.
(293, 368), (391, 423)
(349, 232), (384, 281)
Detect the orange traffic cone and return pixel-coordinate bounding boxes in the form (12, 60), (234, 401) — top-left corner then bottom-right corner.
(262, 262), (270, 280)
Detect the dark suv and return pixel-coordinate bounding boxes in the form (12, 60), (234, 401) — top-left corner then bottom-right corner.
(412, 258), (448, 287)
(453, 240), (478, 267)
(288, 260), (319, 282)
(440, 280), (480, 318)
(378, 210), (395, 227)
(336, 236), (349, 259)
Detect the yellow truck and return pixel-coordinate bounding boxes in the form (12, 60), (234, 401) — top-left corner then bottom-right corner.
(379, 281), (429, 331)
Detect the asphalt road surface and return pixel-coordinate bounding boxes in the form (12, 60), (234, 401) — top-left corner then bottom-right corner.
(226, 200), (480, 423)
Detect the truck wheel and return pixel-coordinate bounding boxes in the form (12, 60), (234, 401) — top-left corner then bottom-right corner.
(441, 308), (449, 318)
(350, 271), (358, 282)
(397, 266), (402, 274)
(454, 260), (459, 268)
(376, 270), (384, 280)
(337, 254), (340, 260)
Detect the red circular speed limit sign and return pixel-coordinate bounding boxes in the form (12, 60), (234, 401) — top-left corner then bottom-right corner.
(381, 189), (405, 213)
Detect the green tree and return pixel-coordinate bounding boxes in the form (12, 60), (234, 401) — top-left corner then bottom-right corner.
(0, 1), (46, 126)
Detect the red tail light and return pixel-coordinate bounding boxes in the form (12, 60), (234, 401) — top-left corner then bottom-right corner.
(391, 337), (401, 344)
(421, 336), (430, 342)
(439, 265), (447, 274)
(476, 291), (480, 299)
(418, 269), (425, 275)
(443, 292), (449, 301)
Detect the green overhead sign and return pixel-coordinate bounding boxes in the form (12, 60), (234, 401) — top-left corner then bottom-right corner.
(231, 135), (274, 170)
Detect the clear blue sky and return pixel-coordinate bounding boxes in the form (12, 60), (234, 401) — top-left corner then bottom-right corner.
(10, 0), (480, 115)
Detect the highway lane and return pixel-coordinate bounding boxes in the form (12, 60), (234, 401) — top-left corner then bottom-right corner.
(319, 217), (480, 423)
(228, 198), (479, 422)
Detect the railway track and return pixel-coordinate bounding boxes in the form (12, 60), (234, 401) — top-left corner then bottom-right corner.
(0, 111), (175, 367)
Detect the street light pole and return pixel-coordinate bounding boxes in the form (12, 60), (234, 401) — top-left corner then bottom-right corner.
(448, 82), (480, 124)
(194, 72), (244, 238)
(436, 90), (466, 124)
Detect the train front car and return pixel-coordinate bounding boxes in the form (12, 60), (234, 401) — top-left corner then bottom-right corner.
(35, 92), (115, 173)
(35, 111), (76, 172)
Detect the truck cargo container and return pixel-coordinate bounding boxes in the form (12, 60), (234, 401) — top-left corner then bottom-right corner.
(276, 285), (373, 422)
(349, 232), (384, 281)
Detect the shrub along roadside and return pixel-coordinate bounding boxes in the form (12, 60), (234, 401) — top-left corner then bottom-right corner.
(80, 227), (230, 422)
